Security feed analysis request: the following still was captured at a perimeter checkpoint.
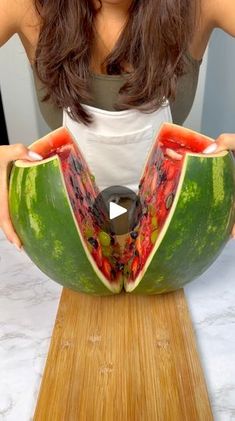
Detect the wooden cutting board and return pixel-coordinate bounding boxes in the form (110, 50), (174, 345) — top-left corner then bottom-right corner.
(33, 288), (213, 420)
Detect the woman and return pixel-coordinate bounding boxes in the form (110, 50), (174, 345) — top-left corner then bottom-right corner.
(0, 0), (235, 251)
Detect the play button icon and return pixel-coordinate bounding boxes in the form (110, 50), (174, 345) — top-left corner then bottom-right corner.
(109, 201), (127, 220)
(93, 185), (142, 235)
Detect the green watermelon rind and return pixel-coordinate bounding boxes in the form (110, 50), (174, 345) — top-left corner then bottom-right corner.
(9, 156), (122, 296)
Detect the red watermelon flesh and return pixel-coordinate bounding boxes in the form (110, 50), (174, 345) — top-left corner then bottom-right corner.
(28, 125), (213, 285)
(122, 125), (212, 283)
(33, 129), (122, 283)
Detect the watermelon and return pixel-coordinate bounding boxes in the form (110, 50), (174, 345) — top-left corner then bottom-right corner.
(8, 123), (235, 295)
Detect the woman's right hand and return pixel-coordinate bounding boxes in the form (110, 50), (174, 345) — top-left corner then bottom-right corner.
(0, 144), (43, 251)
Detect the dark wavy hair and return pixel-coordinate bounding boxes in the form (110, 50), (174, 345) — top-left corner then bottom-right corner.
(34, 0), (198, 125)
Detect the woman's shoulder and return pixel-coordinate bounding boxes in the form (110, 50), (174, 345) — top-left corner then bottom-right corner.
(201, 0), (235, 36)
(0, 0), (24, 46)
(0, 0), (40, 61)
(189, 0), (235, 60)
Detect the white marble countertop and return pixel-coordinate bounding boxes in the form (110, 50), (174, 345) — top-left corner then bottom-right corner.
(0, 230), (235, 421)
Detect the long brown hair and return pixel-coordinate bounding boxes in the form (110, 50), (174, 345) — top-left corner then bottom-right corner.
(34, 0), (198, 126)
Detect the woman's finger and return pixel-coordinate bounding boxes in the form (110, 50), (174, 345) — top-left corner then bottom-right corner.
(232, 224), (235, 239)
(0, 143), (42, 165)
(0, 218), (22, 250)
(203, 133), (235, 154)
(0, 165), (22, 248)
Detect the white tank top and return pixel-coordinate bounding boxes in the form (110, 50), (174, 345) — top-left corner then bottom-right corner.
(63, 101), (172, 193)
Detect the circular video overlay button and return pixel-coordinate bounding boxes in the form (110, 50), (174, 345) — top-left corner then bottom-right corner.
(93, 185), (142, 236)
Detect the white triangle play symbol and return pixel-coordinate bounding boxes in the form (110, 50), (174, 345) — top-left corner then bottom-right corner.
(109, 201), (127, 220)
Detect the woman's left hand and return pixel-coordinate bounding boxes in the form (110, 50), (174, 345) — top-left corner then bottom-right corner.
(165, 133), (235, 239)
(203, 133), (235, 155)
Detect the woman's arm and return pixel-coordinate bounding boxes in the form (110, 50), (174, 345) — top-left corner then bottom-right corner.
(207, 0), (235, 37)
(0, 0), (23, 46)
(0, 0), (43, 250)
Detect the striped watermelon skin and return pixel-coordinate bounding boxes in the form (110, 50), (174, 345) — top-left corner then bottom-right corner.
(9, 158), (120, 295)
(127, 152), (235, 294)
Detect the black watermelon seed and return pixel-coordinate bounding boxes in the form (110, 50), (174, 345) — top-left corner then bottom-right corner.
(86, 191), (92, 201)
(159, 170), (167, 183)
(166, 193), (174, 209)
(130, 231), (138, 240)
(88, 237), (98, 249)
(142, 207), (148, 216)
(70, 156), (82, 173)
(69, 176), (75, 187)
(93, 209), (100, 217)
(79, 209), (84, 218)
(93, 208), (100, 219)
(135, 250), (139, 257)
(92, 207), (100, 218)
(75, 192), (83, 201)
(116, 262), (124, 271)
(77, 163), (83, 172)
(156, 161), (162, 171)
(110, 236), (115, 246)
(138, 178), (144, 189)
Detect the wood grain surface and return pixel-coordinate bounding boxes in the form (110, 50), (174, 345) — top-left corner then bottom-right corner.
(33, 288), (213, 421)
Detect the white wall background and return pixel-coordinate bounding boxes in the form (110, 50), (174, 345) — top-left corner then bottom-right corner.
(201, 29), (235, 138)
(0, 35), (50, 146)
(183, 48), (208, 131)
(0, 35), (39, 145)
(0, 33), (212, 146)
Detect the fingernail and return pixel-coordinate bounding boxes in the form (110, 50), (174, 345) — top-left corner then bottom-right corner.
(28, 151), (43, 160)
(203, 143), (218, 154)
(14, 243), (22, 252)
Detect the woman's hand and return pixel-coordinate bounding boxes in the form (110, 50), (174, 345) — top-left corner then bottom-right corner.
(0, 144), (43, 251)
(202, 133), (235, 155)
